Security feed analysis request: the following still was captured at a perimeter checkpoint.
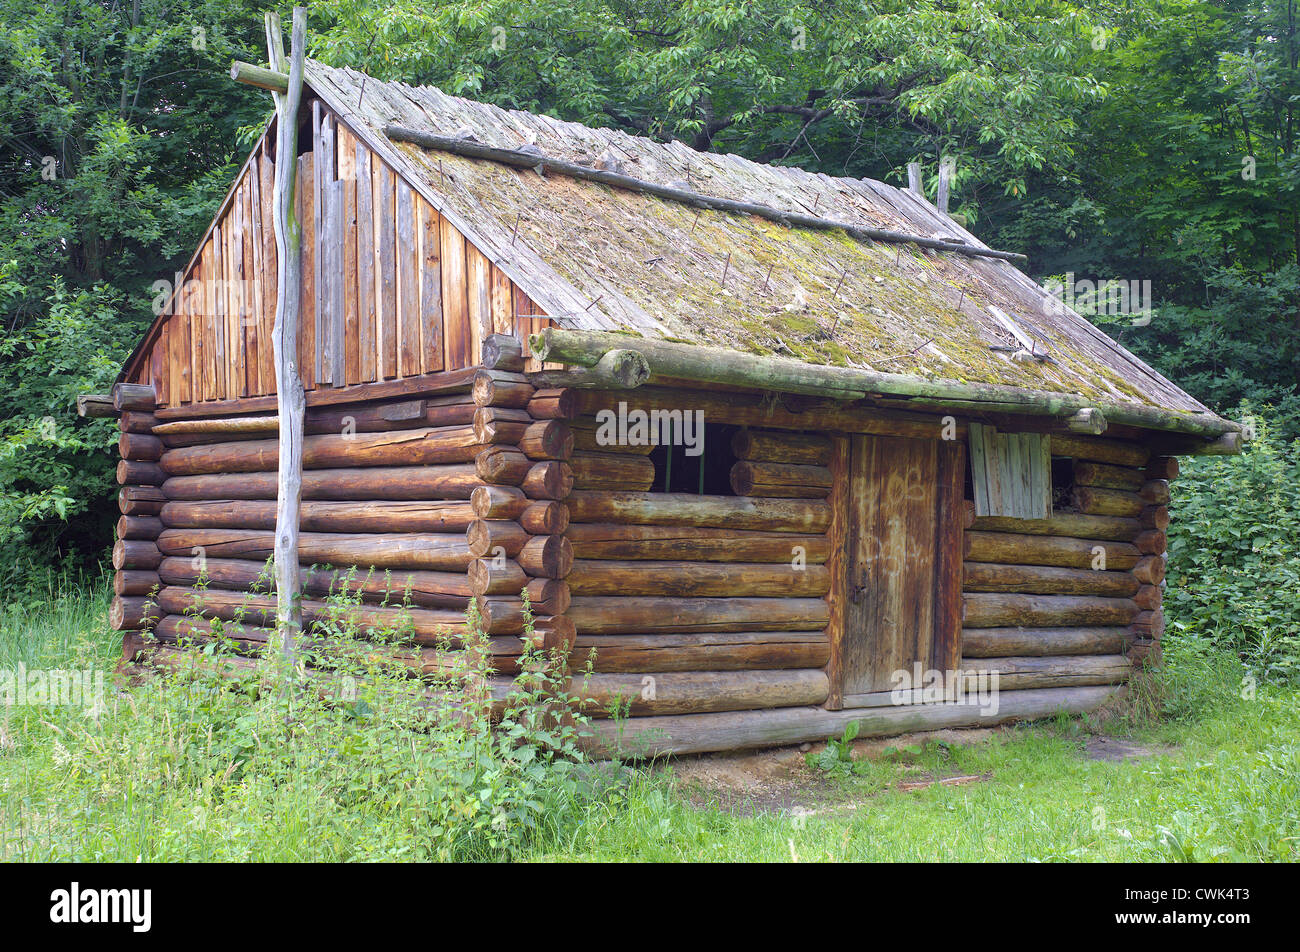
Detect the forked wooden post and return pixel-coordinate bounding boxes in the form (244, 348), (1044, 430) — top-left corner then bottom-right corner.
(266, 7), (308, 664)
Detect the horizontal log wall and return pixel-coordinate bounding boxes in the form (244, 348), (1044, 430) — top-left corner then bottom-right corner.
(957, 446), (1173, 680)
(125, 387), (536, 676)
(585, 686), (1122, 757)
(550, 390), (1163, 748)
(562, 406), (834, 718)
(115, 371), (1168, 751)
(112, 399), (164, 629)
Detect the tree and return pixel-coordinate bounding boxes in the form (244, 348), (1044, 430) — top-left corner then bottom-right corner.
(0, 0), (271, 591)
(312, 0), (1108, 197)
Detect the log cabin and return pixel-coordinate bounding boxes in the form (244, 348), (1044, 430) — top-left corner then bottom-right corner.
(91, 60), (1244, 756)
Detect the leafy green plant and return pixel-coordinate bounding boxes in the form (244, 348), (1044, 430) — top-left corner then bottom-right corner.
(1164, 412), (1300, 682)
(812, 720), (860, 778)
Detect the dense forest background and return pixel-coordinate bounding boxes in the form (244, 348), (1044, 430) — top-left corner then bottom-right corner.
(1, 0), (1296, 594)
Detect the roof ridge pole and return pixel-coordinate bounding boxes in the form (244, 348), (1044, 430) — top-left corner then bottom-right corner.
(381, 125), (1028, 263)
(265, 7), (308, 676)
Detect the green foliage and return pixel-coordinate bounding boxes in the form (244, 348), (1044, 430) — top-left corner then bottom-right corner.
(0, 0), (272, 591)
(0, 585), (610, 861)
(812, 720), (859, 778)
(0, 279), (134, 595)
(1164, 413), (1300, 680)
(312, 0), (1106, 184)
(993, 0), (1299, 434)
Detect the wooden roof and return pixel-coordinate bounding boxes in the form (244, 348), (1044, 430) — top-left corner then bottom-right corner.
(304, 61), (1218, 422)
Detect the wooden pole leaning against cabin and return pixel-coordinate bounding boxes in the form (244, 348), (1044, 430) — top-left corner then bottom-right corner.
(266, 7), (308, 665)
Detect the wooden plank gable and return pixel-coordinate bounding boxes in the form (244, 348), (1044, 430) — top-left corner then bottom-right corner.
(123, 100), (552, 408)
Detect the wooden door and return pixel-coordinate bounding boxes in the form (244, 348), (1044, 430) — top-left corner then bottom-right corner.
(838, 434), (965, 702)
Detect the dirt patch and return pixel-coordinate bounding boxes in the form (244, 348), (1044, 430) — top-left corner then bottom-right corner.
(665, 726), (999, 816)
(1083, 735), (1176, 763)
(843, 727), (998, 762)
(668, 745), (836, 815)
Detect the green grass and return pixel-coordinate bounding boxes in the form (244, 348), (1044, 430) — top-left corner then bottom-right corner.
(2, 584), (1297, 862)
(532, 692), (1299, 862)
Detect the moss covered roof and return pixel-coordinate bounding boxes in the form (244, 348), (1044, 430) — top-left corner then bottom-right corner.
(307, 62), (1210, 416)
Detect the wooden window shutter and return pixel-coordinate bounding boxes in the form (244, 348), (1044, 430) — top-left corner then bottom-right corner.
(968, 423), (1051, 519)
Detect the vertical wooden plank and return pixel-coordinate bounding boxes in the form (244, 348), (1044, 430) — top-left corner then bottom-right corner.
(1017, 433), (1034, 519)
(230, 182), (245, 398)
(824, 434), (851, 710)
(891, 438), (936, 690)
(467, 245), (490, 367)
(440, 216), (469, 369)
(246, 156), (265, 397)
(219, 207), (232, 399)
(219, 198), (232, 399)
(418, 198), (443, 372)
(373, 160), (397, 378)
(1003, 430), (1022, 518)
(489, 265), (513, 336)
(516, 284), (542, 372)
(196, 242), (209, 402)
(874, 439), (905, 691)
(1024, 434), (1034, 517)
(259, 142), (278, 395)
(843, 435), (941, 696)
(1039, 434), (1053, 517)
(321, 111), (337, 386)
(241, 176), (259, 398)
(354, 142), (376, 382)
(842, 433), (875, 694)
(1021, 433), (1037, 518)
(1022, 433), (1039, 518)
(152, 322), (169, 409)
(931, 439), (965, 676)
(312, 102), (326, 385)
(192, 249), (208, 402)
(338, 124), (360, 385)
(206, 240), (220, 402)
(297, 152), (316, 391)
(983, 426), (1004, 517)
(327, 178), (346, 387)
(317, 179), (334, 386)
(968, 422), (988, 516)
(229, 179), (248, 397)
(238, 178), (253, 396)
(174, 270), (192, 405)
(240, 178), (255, 397)
(914, 441), (940, 672)
(211, 223), (227, 400)
(167, 285), (181, 408)
(395, 179), (420, 376)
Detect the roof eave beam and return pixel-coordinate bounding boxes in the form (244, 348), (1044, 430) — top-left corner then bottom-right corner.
(529, 327), (1242, 442)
